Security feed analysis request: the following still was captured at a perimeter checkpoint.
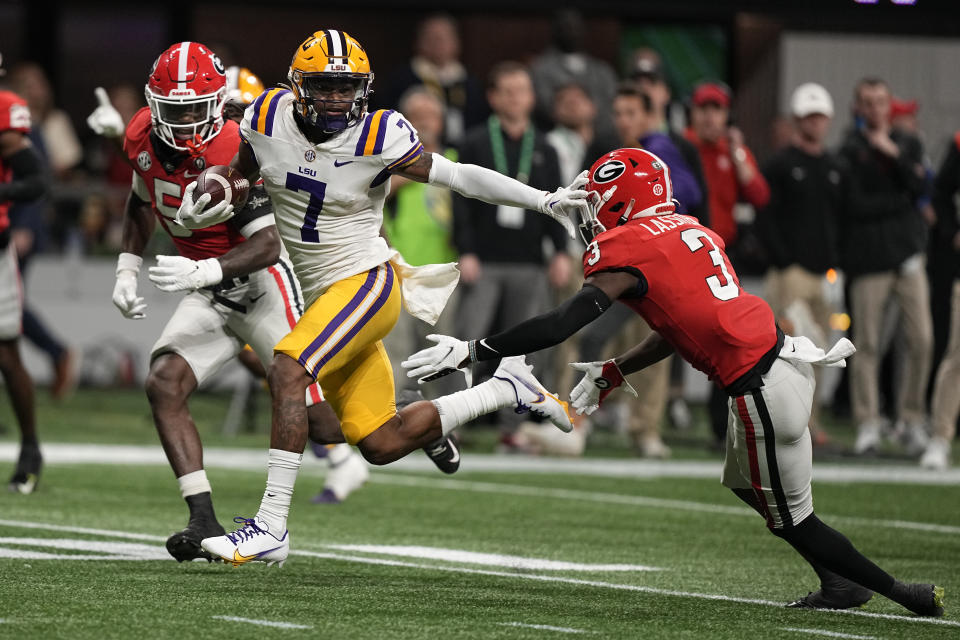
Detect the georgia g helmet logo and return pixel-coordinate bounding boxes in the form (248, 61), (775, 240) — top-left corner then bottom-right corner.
(592, 160), (626, 184)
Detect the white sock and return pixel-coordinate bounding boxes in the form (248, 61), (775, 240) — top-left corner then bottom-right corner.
(432, 377), (514, 435)
(256, 448), (302, 534)
(177, 469), (211, 499)
(327, 443), (352, 467)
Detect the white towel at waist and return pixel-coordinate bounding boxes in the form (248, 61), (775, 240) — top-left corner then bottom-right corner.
(779, 334), (856, 368)
(388, 251), (460, 326)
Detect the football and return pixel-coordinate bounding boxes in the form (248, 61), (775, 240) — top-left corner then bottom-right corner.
(191, 165), (250, 210)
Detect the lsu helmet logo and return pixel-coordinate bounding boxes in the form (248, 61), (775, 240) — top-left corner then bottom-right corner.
(593, 160), (626, 184)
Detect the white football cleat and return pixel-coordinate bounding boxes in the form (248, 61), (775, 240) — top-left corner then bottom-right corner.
(493, 356), (573, 433)
(853, 420), (882, 455)
(920, 438), (950, 471)
(313, 449), (370, 504)
(201, 516), (289, 567)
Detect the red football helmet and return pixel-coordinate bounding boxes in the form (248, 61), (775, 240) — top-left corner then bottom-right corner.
(145, 42), (226, 154)
(580, 148), (676, 241)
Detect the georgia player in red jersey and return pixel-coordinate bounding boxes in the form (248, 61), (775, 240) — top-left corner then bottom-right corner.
(0, 53), (47, 494)
(101, 42), (363, 562)
(403, 148), (944, 617)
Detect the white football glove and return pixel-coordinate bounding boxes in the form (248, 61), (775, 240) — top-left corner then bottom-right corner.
(87, 87), (126, 138)
(401, 334), (473, 387)
(568, 359), (638, 416)
(538, 170), (589, 239)
(112, 253), (146, 319)
(174, 181), (236, 230)
(148, 255), (223, 292)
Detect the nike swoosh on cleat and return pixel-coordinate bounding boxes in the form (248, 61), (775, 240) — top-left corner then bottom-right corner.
(231, 549), (259, 564)
(448, 445), (460, 464)
(333, 159), (354, 167)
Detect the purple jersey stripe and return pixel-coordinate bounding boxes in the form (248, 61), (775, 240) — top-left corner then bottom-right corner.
(297, 267), (379, 366)
(263, 89), (288, 137)
(372, 110), (394, 155)
(354, 113), (374, 156)
(250, 90), (270, 131)
(311, 265), (395, 378)
(386, 142), (424, 170)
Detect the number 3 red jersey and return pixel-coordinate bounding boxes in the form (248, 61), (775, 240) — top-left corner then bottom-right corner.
(123, 106), (244, 260)
(582, 213), (777, 388)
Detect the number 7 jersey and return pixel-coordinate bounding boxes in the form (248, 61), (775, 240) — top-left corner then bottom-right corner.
(240, 89), (424, 305)
(582, 213), (777, 388)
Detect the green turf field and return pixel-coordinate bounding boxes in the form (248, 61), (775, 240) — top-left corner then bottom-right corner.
(0, 390), (957, 639)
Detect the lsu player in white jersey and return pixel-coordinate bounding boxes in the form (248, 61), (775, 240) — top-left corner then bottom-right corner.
(176, 30), (588, 567)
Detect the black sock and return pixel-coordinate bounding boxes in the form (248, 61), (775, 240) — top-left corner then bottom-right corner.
(185, 492), (217, 525)
(776, 514), (895, 596)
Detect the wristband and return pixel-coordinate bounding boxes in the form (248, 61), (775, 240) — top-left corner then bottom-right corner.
(116, 252), (142, 275)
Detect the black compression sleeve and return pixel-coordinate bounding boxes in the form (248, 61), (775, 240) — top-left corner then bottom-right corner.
(0, 146), (46, 203)
(228, 183), (272, 233)
(472, 284), (612, 361)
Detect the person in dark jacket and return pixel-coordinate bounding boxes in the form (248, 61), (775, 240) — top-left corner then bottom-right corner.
(758, 83), (844, 444)
(838, 77), (932, 456)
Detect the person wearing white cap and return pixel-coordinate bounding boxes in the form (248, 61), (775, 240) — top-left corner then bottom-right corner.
(756, 82), (844, 445)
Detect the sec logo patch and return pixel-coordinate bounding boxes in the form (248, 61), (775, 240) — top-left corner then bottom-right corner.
(593, 160), (626, 183)
(653, 183), (664, 196)
(137, 151), (152, 171)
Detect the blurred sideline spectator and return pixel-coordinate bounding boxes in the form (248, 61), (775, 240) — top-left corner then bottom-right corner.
(7, 63), (82, 177)
(530, 9), (617, 138)
(839, 77), (931, 456)
(377, 13), (486, 146)
(631, 53), (711, 227)
(685, 80), (770, 449)
(382, 87), (459, 397)
(452, 61), (569, 450)
(757, 82), (843, 445)
(545, 83), (596, 185)
(921, 132), (960, 470)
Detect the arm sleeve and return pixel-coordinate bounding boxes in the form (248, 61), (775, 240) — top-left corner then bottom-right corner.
(228, 184), (275, 238)
(739, 148), (771, 208)
(429, 152), (547, 212)
(452, 137), (480, 256)
(0, 145), (47, 203)
(476, 284), (612, 359)
(755, 158), (790, 268)
(932, 138), (960, 246)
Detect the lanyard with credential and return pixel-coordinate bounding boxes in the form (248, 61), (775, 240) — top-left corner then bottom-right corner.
(488, 115), (535, 185)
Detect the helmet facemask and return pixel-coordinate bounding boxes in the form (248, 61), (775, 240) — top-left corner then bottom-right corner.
(146, 87), (225, 154)
(291, 72), (372, 134)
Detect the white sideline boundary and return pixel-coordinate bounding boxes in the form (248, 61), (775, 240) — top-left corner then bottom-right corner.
(2, 442), (959, 485)
(212, 616), (312, 630)
(0, 518), (956, 630)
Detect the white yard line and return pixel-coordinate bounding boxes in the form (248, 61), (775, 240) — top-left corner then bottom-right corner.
(0, 518), (956, 630)
(325, 544), (661, 572)
(781, 627), (878, 639)
(2, 443), (958, 485)
(212, 615), (312, 630)
(290, 548), (960, 628)
(368, 473), (960, 536)
(498, 621), (591, 634)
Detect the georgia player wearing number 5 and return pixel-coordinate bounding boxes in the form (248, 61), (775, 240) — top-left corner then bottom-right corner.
(110, 41), (356, 563)
(402, 148), (944, 617)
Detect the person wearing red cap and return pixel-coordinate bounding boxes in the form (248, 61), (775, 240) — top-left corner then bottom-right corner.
(685, 81), (770, 448)
(685, 82), (770, 249)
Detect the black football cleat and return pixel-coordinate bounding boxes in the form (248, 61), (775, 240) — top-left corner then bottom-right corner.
(424, 436), (460, 474)
(889, 583), (945, 617)
(8, 443), (42, 495)
(166, 519), (226, 563)
(787, 584), (874, 610)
